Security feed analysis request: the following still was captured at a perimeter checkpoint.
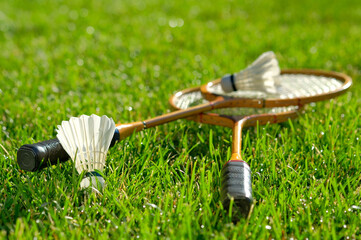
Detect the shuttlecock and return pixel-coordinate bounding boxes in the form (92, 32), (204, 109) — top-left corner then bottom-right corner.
(221, 51), (280, 93)
(56, 114), (115, 192)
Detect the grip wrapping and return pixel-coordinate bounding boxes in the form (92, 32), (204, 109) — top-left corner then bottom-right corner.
(17, 138), (70, 172)
(17, 128), (121, 172)
(221, 160), (253, 219)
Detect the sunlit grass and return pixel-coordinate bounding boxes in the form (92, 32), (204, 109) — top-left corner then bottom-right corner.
(0, 0), (360, 239)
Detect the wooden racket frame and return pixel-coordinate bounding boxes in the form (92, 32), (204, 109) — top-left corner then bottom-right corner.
(168, 86), (301, 161)
(115, 69), (351, 160)
(17, 69), (351, 173)
(200, 69), (352, 107)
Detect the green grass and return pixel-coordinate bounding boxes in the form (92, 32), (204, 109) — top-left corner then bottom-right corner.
(1, 0), (361, 239)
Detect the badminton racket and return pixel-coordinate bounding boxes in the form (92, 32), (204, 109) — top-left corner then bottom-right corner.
(169, 86), (301, 219)
(17, 69), (351, 172)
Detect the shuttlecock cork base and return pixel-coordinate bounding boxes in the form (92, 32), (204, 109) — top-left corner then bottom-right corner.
(80, 171), (106, 193)
(56, 114), (115, 192)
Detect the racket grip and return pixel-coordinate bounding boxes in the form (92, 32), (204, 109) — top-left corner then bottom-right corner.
(17, 138), (69, 172)
(17, 129), (120, 172)
(221, 160), (253, 219)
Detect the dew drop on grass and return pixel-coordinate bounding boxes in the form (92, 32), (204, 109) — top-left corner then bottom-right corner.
(69, 10), (78, 20)
(201, 225), (204, 229)
(178, 18), (184, 27)
(86, 26), (95, 35)
(157, 17), (167, 26)
(265, 225), (271, 230)
(310, 46), (317, 54)
(126, 61), (133, 68)
(77, 59), (84, 66)
(351, 205), (361, 210)
(195, 55), (202, 62)
(169, 19), (177, 28)
(81, 8), (88, 17)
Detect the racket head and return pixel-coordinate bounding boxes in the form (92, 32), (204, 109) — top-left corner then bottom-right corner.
(200, 69), (352, 108)
(169, 86), (301, 128)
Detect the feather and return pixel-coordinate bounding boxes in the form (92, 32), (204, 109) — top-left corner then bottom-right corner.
(56, 114), (115, 191)
(221, 51), (280, 93)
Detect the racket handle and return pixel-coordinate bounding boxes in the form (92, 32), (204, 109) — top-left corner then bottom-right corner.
(17, 138), (69, 171)
(221, 160), (253, 219)
(17, 129), (120, 172)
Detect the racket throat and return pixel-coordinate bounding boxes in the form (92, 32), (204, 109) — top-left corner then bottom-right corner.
(230, 153), (243, 161)
(116, 122), (145, 140)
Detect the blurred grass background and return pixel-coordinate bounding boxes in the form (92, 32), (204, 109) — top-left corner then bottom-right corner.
(0, 0), (360, 239)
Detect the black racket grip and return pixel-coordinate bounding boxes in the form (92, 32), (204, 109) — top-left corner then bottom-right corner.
(221, 160), (253, 219)
(17, 138), (69, 172)
(17, 129), (120, 172)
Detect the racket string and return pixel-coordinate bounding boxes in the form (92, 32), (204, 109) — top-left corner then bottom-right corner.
(173, 90), (298, 115)
(207, 74), (343, 99)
